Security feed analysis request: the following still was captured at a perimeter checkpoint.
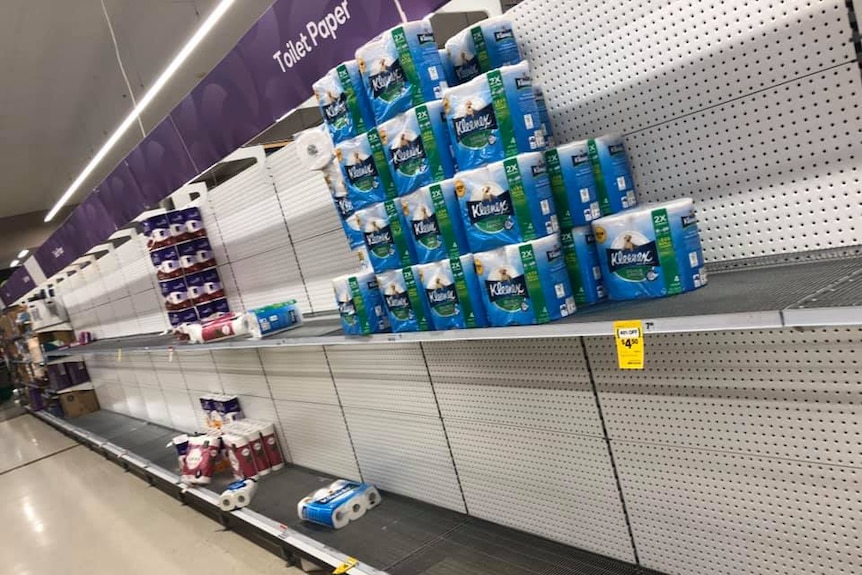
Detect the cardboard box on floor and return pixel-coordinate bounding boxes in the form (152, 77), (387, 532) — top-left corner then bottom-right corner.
(58, 385), (100, 418)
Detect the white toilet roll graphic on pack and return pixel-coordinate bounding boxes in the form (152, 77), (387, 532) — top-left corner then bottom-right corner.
(297, 480), (382, 529)
(295, 126), (334, 171)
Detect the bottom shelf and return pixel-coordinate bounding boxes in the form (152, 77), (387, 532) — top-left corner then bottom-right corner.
(37, 410), (662, 575)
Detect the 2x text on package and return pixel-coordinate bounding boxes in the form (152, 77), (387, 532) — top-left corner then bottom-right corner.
(272, 0), (353, 72)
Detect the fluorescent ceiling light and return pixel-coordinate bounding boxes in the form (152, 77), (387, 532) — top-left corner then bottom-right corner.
(44, 0), (236, 222)
(17, 249), (29, 259)
(10, 260), (20, 268)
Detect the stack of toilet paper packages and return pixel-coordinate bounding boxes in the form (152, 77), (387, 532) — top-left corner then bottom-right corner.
(221, 420), (285, 480)
(297, 480), (382, 529)
(199, 394), (243, 429)
(140, 206), (229, 328)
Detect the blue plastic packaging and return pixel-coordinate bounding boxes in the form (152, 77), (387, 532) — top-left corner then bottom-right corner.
(335, 131), (398, 211)
(545, 140), (602, 229)
(442, 61), (545, 170)
(313, 60), (376, 145)
(377, 267), (431, 332)
(533, 84), (555, 147)
(399, 179), (470, 264)
(416, 254), (488, 330)
(588, 134), (638, 216)
(355, 201), (416, 273)
(592, 198), (707, 300)
(439, 49), (457, 86)
(377, 100), (455, 196)
(356, 21), (447, 124)
(247, 301), (303, 338)
(454, 151), (558, 253)
(297, 480), (382, 529)
(443, 16), (522, 84)
(333, 271), (390, 335)
(474, 234), (575, 326)
(560, 225), (606, 306)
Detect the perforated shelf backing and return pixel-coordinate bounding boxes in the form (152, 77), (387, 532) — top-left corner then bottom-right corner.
(510, 0), (862, 262)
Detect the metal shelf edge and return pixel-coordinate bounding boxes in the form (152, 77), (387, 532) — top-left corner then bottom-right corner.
(783, 306), (862, 327)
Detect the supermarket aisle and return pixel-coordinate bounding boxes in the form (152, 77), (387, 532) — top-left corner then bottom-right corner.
(0, 415), (302, 575)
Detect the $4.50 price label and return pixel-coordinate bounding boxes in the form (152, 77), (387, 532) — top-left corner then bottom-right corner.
(613, 320), (644, 369)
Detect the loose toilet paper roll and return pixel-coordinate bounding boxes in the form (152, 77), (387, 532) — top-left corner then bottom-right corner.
(335, 130), (397, 211)
(533, 84), (555, 148)
(442, 61), (545, 170)
(588, 134), (638, 215)
(356, 20), (447, 124)
(355, 200), (416, 274)
(295, 126), (334, 171)
(400, 179), (470, 264)
(247, 301), (303, 338)
(545, 141), (602, 229)
(475, 234), (575, 327)
(454, 152), (558, 253)
(377, 266), (431, 333)
(592, 197), (707, 300)
(415, 254), (487, 330)
(313, 60), (375, 145)
(561, 226), (606, 306)
(444, 15), (522, 84)
(377, 100), (455, 196)
(333, 271), (390, 335)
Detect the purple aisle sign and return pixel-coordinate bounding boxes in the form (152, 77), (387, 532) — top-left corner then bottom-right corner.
(0, 268), (35, 304)
(72, 193), (117, 248)
(127, 119), (199, 207)
(99, 162), (151, 229)
(172, 0), (404, 169)
(399, 0), (448, 19)
(34, 223), (80, 278)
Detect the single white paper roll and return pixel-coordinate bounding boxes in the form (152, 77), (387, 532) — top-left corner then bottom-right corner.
(364, 486), (382, 509)
(233, 479), (258, 508)
(295, 126), (334, 171)
(219, 490), (237, 511)
(347, 495), (367, 520)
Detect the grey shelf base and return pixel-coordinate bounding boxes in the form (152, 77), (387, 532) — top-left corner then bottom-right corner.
(43, 410), (664, 575)
(46, 254), (862, 357)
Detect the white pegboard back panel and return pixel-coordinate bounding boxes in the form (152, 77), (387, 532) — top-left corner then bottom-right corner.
(259, 347), (340, 405)
(211, 349), (270, 398)
(228, 247), (310, 312)
(293, 230), (359, 313)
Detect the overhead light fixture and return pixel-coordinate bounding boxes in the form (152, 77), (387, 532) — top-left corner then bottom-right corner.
(10, 260), (20, 268)
(17, 249), (29, 259)
(44, 0), (237, 222)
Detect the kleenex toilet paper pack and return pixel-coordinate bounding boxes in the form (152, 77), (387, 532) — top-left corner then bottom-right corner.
(561, 225), (606, 306)
(399, 180), (469, 264)
(324, 161), (364, 249)
(442, 61), (544, 170)
(416, 254), (487, 330)
(355, 200), (416, 273)
(444, 16), (522, 84)
(377, 267), (431, 332)
(475, 234), (575, 326)
(545, 141), (602, 228)
(313, 60), (375, 145)
(592, 198), (707, 300)
(356, 21), (447, 124)
(455, 152), (558, 252)
(378, 100), (455, 196)
(333, 271), (390, 335)
(335, 130), (397, 210)
(588, 134), (638, 215)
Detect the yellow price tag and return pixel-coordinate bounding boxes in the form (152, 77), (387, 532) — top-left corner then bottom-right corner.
(614, 320), (644, 369)
(333, 558), (358, 574)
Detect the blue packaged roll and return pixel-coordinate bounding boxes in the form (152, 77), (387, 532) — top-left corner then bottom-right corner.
(313, 60), (375, 145)
(444, 16), (522, 84)
(324, 162), (364, 249)
(356, 21), (447, 124)
(592, 198), (707, 300)
(454, 152), (558, 253)
(399, 179), (469, 264)
(533, 84), (555, 147)
(335, 130), (397, 211)
(333, 272), (390, 335)
(377, 267), (431, 332)
(475, 234), (575, 326)
(439, 49), (457, 86)
(442, 61), (545, 170)
(545, 140), (602, 229)
(378, 100), (455, 196)
(588, 134), (638, 215)
(560, 226), (606, 306)
(247, 301), (303, 339)
(416, 254), (487, 330)
(355, 201), (416, 273)
(297, 480), (382, 529)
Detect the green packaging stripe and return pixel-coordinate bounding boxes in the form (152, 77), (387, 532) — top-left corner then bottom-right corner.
(429, 184), (460, 260)
(416, 105), (445, 182)
(392, 27), (424, 107)
(367, 130), (398, 199)
(336, 64), (367, 133)
(470, 26), (492, 73)
(384, 200), (413, 266)
(545, 149), (572, 229)
(519, 244), (550, 324)
(560, 232), (588, 306)
(503, 158), (537, 240)
(402, 267), (430, 331)
(651, 208), (683, 295)
(487, 70), (518, 158)
(449, 258), (478, 328)
(348, 277), (371, 335)
(587, 139), (611, 216)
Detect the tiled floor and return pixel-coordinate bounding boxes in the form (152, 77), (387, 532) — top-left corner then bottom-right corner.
(0, 415), (302, 575)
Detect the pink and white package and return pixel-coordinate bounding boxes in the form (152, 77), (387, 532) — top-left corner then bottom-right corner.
(181, 435), (222, 484)
(258, 423), (285, 471)
(224, 434), (259, 480)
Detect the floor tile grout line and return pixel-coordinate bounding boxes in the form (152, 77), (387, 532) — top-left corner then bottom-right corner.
(0, 444), (81, 478)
